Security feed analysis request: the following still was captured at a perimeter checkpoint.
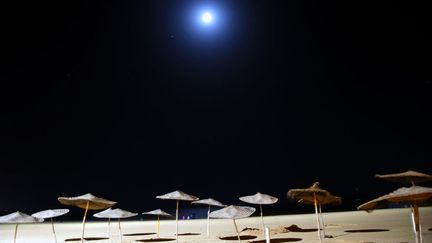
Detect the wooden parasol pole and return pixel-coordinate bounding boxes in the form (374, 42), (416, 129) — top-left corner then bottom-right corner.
(206, 205), (211, 237)
(233, 219), (241, 242)
(13, 224), (18, 243)
(81, 201), (90, 243)
(175, 200), (179, 243)
(313, 193), (323, 243)
(51, 218), (58, 243)
(411, 203), (423, 243)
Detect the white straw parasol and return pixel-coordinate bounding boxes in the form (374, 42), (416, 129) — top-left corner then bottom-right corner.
(191, 198), (226, 236)
(239, 192), (277, 232)
(32, 209), (69, 243)
(156, 190), (199, 243)
(209, 205), (256, 242)
(0, 211), (44, 243)
(94, 208), (137, 241)
(142, 209), (173, 237)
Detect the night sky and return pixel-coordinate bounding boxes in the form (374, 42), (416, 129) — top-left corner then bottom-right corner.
(1, 1), (431, 218)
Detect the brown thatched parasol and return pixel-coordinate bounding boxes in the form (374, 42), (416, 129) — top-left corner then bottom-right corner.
(287, 182), (338, 243)
(358, 186), (432, 243)
(58, 193), (117, 243)
(376, 170), (432, 186)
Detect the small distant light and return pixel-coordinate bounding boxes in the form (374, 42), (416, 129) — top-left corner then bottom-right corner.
(202, 12), (213, 23)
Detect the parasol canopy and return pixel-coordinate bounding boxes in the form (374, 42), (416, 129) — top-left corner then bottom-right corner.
(142, 209), (173, 217)
(357, 186), (432, 211)
(209, 205), (256, 219)
(58, 193), (116, 210)
(192, 198), (226, 207)
(156, 190), (199, 201)
(94, 208), (138, 219)
(376, 170), (432, 185)
(0, 211), (44, 224)
(32, 209), (70, 219)
(239, 192), (278, 205)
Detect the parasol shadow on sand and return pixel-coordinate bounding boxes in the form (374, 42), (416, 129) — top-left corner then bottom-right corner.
(209, 205), (256, 243)
(32, 208), (69, 243)
(249, 238), (302, 243)
(64, 237), (109, 242)
(136, 238), (176, 242)
(93, 208), (138, 241)
(191, 198), (226, 237)
(239, 192), (278, 233)
(58, 193), (117, 243)
(287, 182), (340, 243)
(156, 190), (199, 243)
(0, 211), (44, 243)
(142, 209), (174, 238)
(357, 185), (432, 243)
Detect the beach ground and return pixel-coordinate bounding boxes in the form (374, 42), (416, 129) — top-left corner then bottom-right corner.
(1, 207), (431, 243)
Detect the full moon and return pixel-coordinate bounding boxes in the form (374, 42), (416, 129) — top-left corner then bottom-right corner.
(201, 12), (213, 23)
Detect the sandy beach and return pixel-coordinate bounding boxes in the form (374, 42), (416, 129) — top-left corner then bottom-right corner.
(1, 206), (431, 243)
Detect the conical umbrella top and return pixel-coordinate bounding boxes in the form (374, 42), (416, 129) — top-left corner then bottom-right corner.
(287, 182), (331, 203)
(298, 194), (342, 206)
(32, 209), (70, 219)
(58, 193), (117, 210)
(0, 211), (44, 224)
(142, 209), (173, 217)
(357, 186), (432, 211)
(209, 205), (256, 219)
(93, 208), (138, 219)
(156, 190), (199, 201)
(376, 170), (432, 185)
(239, 192), (278, 205)
(191, 198), (226, 207)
